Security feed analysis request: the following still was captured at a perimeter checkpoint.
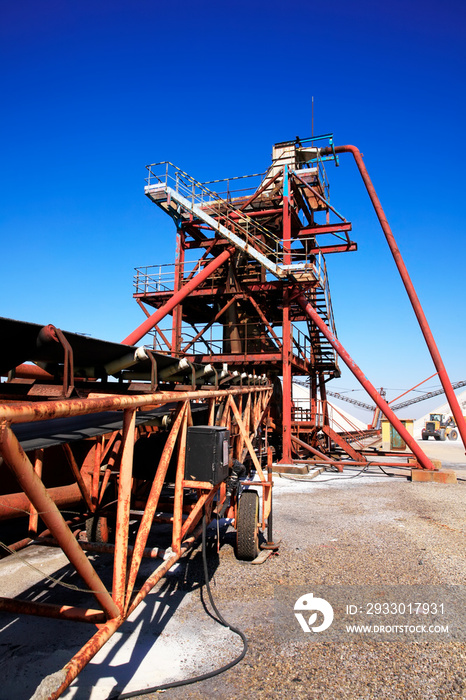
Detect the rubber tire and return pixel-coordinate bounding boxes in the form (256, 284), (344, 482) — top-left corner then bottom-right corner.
(85, 483), (117, 543)
(86, 515), (113, 544)
(439, 429), (446, 442)
(422, 435), (429, 440)
(448, 429), (458, 441)
(236, 490), (259, 561)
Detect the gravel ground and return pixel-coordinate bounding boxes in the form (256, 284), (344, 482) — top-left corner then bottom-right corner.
(135, 446), (466, 700)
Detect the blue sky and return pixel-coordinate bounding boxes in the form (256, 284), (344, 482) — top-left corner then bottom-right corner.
(1, 0), (465, 416)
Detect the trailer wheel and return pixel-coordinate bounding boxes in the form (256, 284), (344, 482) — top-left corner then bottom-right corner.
(448, 429), (458, 441)
(236, 490), (259, 561)
(85, 483), (116, 543)
(86, 515), (114, 544)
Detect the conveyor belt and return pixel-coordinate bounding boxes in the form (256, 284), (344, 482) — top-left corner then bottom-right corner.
(11, 407), (169, 452)
(11, 403), (209, 452)
(0, 316), (205, 379)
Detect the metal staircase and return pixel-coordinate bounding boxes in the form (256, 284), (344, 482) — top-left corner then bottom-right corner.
(145, 162), (319, 282)
(303, 262), (340, 376)
(144, 160), (340, 378)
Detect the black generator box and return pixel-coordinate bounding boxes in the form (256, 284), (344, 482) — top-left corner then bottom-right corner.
(185, 426), (230, 484)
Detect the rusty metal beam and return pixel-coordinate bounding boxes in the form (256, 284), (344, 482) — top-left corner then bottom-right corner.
(28, 448), (44, 533)
(228, 395), (266, 481)
(0, 483), (82, 521)
(112, 408), (136, 612)
(302, 242), (358, 255)
(61, 444), (94, 512)
(121, 247), (234, 346)
(321, 424), (367, 465)
(125, 402), (188, 609)
(0, 385), (270, 425)
(36, 529), (202, 699)
(298, 222), (353, 236)
(0, 598), (105, 624)
(295, 292), (436, 470)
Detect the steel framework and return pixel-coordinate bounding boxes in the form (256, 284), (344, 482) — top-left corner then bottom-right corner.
(0, 320), (273, 697)
(134, 134), (464, 469)
(0, 134), (463, 696)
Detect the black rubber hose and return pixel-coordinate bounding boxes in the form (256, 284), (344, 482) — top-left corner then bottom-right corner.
(111, 514), (248, 699)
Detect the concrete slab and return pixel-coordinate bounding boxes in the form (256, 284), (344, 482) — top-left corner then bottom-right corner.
(411, 468), (458, 484)
(0, 538), (242, 699)
(271, 463), (308, 474)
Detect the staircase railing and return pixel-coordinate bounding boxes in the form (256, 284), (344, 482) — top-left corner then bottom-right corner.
(145, 161), (282, 261)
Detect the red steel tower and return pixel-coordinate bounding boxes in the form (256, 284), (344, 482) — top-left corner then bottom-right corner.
(130, 135), (360, 464)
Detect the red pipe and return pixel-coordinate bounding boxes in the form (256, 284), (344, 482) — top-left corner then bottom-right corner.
(296, 292), (436, 470)
(121, 247), (233, 346)
(321, 144), (466, 451)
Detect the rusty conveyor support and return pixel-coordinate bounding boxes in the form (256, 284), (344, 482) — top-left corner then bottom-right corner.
(0, 382), (273, 698)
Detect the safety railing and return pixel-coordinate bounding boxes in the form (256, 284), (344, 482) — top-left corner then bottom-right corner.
(201, 171), (266, 203)
(140, 317), (319, 365)
(291, 398), (367, 440)
(291, 401), (324, 428)
(293, 133), (337, 202)
(135, 254), (321, 297)
(145, 161), (283, 261)
(318, 253), (336, 338)
(175, 321), (313, 359)
(133, 260), (224, 295)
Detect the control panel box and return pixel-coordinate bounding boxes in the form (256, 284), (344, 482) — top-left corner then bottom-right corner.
(185, 426), (230, 485)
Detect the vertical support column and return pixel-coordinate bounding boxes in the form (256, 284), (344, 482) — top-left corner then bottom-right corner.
(208, 397), (216, 426)
(112, 408), (136, 612)
(319, 373), (330, 450)
(172, 403), (189, 555)
(28, 449), (44, 535)
(281, 164), (293, 463)
(281, 287), (293, 463)
(91, 437), (102, 507)
(172, 229), (185, 354)
(310, 375), (317, 427)
(282, 165), (291, 266)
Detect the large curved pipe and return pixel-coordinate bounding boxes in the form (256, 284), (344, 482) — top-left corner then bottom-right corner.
(321, 144), (466, 451)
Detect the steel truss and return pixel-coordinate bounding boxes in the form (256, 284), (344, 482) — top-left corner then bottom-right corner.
(135, 135), (463, 470)
(0, 383), (272, 697)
